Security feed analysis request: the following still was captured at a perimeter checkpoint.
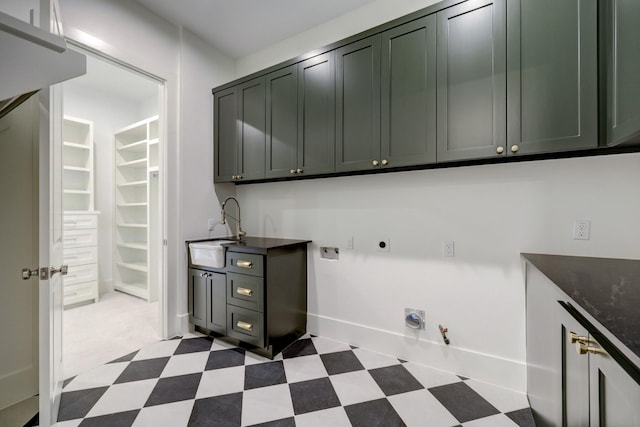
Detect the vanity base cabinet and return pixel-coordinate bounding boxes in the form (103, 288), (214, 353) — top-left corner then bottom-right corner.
(188, 268), (226, 335)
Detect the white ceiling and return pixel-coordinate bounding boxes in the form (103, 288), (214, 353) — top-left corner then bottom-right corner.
(133, 0), (378, 59)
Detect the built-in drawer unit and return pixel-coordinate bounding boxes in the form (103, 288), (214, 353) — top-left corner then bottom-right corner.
(63, 228), (97, 249)
(64, 281), (98, 306)
(62, 211), (99, 307)
(226, 252), (263, 277)
(63, 246), (98, 267)
(227, 272), (263, 311)
(65, 263), (98, 286)
(227, 305), (264, 348)
(63, 214), (98, 229)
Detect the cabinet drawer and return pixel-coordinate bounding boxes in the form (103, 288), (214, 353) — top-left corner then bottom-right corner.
(227, 273), (263, 312)
(64, 214), (98, 230)
(226, 252), (263, 277)
(64, 281), (97, 306)
(63, 228), (97, 248)
(65, 263), (97, 286)
(64, 246), (97, 266)
(226, 305), (264, 348)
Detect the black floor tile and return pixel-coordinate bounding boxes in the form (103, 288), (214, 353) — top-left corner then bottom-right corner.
(457, 375), (469, 381)
(206, 348), (246, 370)
(398, 359), (408, 363)
(289, 377), (341, 415)
(144, 372), (202, 407)
(108, 350), (139, 364)
(428, 381), (500, 423)
(281, 338), (317, 359)
(63, 376), (76, 389)
(247, 417), (296, 427)
(78, 410), (139, 427)
(244, 361), (287, 390)
(114, 357), (170, 384)
(189, 393), (243, 427)
(368, 365), (424, 396)
(344, 398), (406, 427)
(320, 350), (365, 375)
(174, 337), (213, 355)
(505, 407), (536, 427)
(57, 387), (109, 422)
(24, 411), (38, 427)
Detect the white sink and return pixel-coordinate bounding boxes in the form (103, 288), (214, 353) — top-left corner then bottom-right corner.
(189, 240), (236, 268)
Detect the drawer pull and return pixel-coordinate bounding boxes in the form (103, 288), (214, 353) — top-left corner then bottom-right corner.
(236, 320), (253, 331)
(236, 287), (253, 297)
(236, 260), (253, 269)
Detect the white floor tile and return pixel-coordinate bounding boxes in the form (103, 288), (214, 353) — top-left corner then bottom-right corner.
(295, 406), (352, 427)
(310, 336), (353, 354)
(85, 379), (157, 418)
(465, 379), (529, 413)
(63, 362), (129, 392)
(352, 347), (401, 370)
(389, 389), (460, 427)
(283, 355), (328, 384)
(402, 362), (461, 389)
(132, 399), (195, 427)
(462, 413), (519, 426)
(132, 339), (180, 361)
(329, 371), (385, 406)
(240, 383), (294, 426)
(160, 351), (209, 378)
(196, 366), (245, 399)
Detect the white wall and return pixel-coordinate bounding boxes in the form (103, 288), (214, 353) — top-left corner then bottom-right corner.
(59, 0), (236, 338)
(233, 0), (640, 392)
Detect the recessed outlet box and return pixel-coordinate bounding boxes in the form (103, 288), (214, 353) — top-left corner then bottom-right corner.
(573, 220), (591, 240)
(443, 241), (455, 257)
(405, 308), (425, 330)
(376, 239), (390, 252)
(320, 247), (339, 260)
(207, 218), (216, 231)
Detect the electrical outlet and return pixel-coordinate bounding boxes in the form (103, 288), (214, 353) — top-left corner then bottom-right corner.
(376, 239), (390, 252)
(207, 218), (216, 231)
(345, 236), (354, 250)
(443, 241), (455, 257)
(573, 220), (590, 240)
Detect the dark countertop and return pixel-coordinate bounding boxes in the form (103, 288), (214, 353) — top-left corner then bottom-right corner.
(522, 253), (640, 361)
(186, 236), (311, 255)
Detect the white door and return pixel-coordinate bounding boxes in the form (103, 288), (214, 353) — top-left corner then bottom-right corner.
(0, 97), (39, 412)
(37, 83), (65, 427)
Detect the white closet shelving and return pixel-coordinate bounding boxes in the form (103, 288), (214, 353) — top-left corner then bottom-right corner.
(113, 116), (159, 302)
(62, 116), (99, 307)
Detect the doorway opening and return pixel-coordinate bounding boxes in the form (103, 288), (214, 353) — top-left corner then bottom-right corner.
(61, 48), (166, 379)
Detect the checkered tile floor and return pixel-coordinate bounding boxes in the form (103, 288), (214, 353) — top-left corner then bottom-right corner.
(56, 334), (534, 427)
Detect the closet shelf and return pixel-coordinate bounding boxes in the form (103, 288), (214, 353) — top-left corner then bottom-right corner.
(64, 166), (91, 172)
(117, 242), (148, 250)
(117, 223), (148, 228)
(114, 282), (149, 300)
(116, 262), (148, 273)
(118, 140), (147, 152)
(63, 141), (90, 150)
(118, 180), (147, 187)
(118, 158), (147, 168)
(148, 138), (159, 145)
(64, 190), (91, 195)
(118, 202), (148, 207)
(148, 166), (159, 173)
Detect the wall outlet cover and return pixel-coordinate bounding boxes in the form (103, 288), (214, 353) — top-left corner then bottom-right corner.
(443, 241), (455, 257)
(207, 218), (216, 231)
(573, 220), (590, 240)
(320, 247), (339, 260)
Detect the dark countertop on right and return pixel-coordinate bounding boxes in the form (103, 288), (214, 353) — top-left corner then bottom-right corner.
(522, 253), (640, 361)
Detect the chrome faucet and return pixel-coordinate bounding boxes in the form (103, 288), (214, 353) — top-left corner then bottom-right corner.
(221, 196), (246, 239)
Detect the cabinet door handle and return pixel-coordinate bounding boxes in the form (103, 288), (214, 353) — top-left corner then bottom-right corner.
(236, 260), (252, 268)
(236, 320), (253, 331)
(200, 272), (210, 278)
(236, 287), (253, 297)
(575, 341), (607, 356)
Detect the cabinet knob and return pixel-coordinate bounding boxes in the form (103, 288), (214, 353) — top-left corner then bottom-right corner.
(237, 175), (242, 180)
(381, 159), (388, 166)
(296, 168), (303, 174)
(496, 146), (504, 154)
(199, 272), (210, 278)
(290, 169), (296, 174)
(511, 144), (519, 153)
(372, 160), (379, 167)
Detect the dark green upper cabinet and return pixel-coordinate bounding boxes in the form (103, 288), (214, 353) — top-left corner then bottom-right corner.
(436, 0), (506, 162)
(298, 52), (335, 176)
(266, 52), (335, 178)
(381, 16), (436, 168)
(214, 86), (238, 183)
(507, 0), (597, 156)
(601, 0), (640, 146)
(214, 77), (266, 183)
(266, 65), (298, 178)
(336, 35), (381, 172)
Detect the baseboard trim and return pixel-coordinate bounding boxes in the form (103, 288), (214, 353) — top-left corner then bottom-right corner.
(177, 313), (189, 337)
(307, 313), (526, 392)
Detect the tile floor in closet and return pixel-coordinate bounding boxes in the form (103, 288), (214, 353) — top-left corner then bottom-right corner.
(56, 333), (534, 427)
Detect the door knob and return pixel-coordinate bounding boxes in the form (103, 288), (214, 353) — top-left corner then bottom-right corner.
(22, 268), (39, 280)
(50, 265), (68, 277)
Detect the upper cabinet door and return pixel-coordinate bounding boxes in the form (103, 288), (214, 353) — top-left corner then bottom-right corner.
(507, 0), (597, 156)
(335, 35), (381, 172)
(602, 0), (640, 146)
(238, 77), (266, 181)
(214, 86), (238, 183)
(381, 16), (436, 168)
(297, 52), (335, 176)
(436, 0), (506, 162)
(266, 65), (299, 178)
